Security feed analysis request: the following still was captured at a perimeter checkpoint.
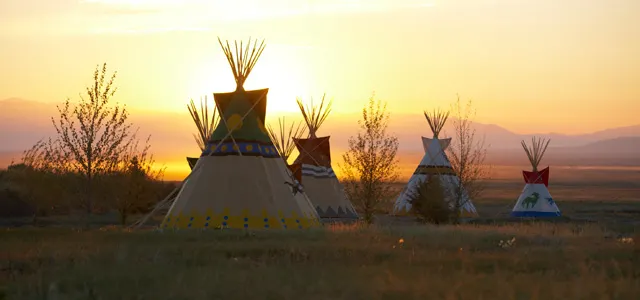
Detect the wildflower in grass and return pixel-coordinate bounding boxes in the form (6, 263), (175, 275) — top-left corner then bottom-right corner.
(618, 237), (634, 244)
(393, 238), (405, 249)
(499, 237), (516, 249)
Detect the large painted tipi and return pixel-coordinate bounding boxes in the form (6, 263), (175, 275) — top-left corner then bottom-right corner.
(292, 95), (359, 219)
(394, 110), (478, 218)
(510, 137), (561, 217)
(161, 38), (321, 230)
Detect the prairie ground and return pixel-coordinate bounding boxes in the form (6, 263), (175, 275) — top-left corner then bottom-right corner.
(1, 222), (639, 299)
(1, 166), (639, 299)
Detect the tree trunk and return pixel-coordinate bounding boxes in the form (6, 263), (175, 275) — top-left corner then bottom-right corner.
(120, 210), (127, 226)
(85, 172), (93, 229)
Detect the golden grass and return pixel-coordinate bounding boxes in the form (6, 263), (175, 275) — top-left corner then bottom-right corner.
(1, 223), (639, 299)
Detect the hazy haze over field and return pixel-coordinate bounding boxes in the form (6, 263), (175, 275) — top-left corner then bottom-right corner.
(1, 98), (639, 180)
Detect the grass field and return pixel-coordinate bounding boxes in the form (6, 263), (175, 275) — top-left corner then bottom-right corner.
(1, 223), (639, 299)
(1, 166), (639, 299)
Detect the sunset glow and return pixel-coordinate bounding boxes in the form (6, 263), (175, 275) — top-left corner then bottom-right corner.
(1, 0), (639, 180)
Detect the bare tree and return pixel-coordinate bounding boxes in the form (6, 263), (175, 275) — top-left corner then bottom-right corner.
(446, 95), (491, 223)
(341, 94), (400, 224)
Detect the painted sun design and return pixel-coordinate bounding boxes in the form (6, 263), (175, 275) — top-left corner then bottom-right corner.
(226, 114), (243, 131)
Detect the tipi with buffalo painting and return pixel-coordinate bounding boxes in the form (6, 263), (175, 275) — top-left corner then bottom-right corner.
(510, 137), (561, 217)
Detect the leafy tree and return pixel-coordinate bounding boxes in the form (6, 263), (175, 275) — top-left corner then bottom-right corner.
(341, 94), (400, 224)
(24, 63), (155, 225)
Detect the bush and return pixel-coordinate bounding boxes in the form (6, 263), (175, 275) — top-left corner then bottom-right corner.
(408, 177), (452, 224)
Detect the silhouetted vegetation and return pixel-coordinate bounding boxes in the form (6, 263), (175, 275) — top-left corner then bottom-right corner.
(446, 96), (491, 223)
(407, 178), (452, 224)
(341, 94), (400, 224)
(97, 137), (165, 225)
(0, 63), (166, 226)
(1, 163), (67, 224)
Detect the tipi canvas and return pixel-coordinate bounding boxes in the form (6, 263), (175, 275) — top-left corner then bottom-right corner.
(394, 110), (478, 218)
(161, 38), (321, 230)
(511, 137), (561, 217)
(266, 117), (307, 197)
(292, 95), (358, 219)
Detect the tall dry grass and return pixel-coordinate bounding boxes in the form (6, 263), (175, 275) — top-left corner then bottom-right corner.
(1, 223), (638, 299)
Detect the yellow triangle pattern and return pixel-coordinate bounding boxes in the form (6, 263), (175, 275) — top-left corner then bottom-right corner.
(161, 208), (321, 230)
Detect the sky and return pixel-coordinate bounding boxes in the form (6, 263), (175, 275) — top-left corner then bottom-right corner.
(1, 0), (639, 135)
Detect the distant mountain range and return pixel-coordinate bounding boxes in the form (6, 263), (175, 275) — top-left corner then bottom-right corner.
(1, 98), (639, 169)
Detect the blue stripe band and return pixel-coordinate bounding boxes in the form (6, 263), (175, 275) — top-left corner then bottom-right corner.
(510, 211), (562, 217)
(201, 141), (280, 158)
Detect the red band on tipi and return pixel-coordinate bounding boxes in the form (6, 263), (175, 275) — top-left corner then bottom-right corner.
(293, 136), (332, 167)
(522, 167), (550, 187)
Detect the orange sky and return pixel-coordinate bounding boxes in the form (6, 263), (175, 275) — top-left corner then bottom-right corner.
(1, 1), (639, 132)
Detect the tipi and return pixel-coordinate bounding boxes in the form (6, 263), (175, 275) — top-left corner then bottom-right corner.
(186, 96), (219, 170)
(510, 137), (561, 217)
(292, 95), (358, 219)
(161, 38), (321, 230)
(393, 110), (478, 218)
(266, 117), (307, 194)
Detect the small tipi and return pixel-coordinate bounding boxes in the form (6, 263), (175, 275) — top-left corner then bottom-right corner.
(511, 137), (561, 217)
(186, 96), (219, 170)
(161, 38), (321, 230)
(394, 110), (478, 218)
(292, 95), (358, 219)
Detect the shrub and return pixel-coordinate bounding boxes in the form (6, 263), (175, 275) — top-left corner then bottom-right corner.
(408, 177), (451, 224)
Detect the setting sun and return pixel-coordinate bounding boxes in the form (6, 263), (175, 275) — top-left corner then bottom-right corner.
(184, 42), (316, 113)
(1, 2), (639, 296)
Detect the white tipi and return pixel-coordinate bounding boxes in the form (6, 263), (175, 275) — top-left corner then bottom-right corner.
(394, 110), (478, 218)
(160, 38), (321, 230)
(511, 137), (561, 217)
